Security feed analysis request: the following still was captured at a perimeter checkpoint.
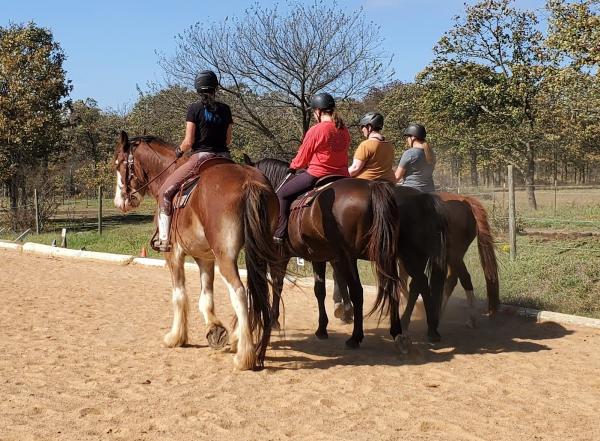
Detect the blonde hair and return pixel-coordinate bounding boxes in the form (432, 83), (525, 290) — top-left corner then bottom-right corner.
(422, 141), (435, 165)
(408, 137), (435, 164)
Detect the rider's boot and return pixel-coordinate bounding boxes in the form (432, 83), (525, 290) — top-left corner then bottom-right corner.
(152, 210), (172, 252)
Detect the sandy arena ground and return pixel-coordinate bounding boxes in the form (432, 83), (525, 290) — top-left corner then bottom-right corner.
(1, 250), (599, 441)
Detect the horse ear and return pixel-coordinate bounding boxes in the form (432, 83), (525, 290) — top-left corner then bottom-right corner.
(242, 153), (254, 166)
(119, 130), (129, 151)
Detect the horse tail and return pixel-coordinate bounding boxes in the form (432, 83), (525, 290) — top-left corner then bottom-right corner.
(242, 180), (277, 368)
(425, 195), (448, 312)
(463, 196), (500, 314)
(366, 181), (403, 318)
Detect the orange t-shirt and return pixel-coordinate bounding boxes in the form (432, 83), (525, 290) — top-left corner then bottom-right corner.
(354, 139), (396, 182)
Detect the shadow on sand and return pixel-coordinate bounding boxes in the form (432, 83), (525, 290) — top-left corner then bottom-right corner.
(264, 300), (574, 371)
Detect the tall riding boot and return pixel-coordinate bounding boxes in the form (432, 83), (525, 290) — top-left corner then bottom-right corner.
(152, 210), (172, 252)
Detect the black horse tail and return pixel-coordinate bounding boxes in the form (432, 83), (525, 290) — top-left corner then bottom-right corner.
(464, 196), (500, 314)
(242, 180), (277, 368)
(424, 194), (448, 313)
(366, 181), (404, 318)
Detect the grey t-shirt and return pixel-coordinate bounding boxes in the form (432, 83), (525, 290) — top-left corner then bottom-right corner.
(398, 148), (435, 192)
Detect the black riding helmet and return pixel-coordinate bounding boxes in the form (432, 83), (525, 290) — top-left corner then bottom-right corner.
(359, 112), (384, 130)
(310, 92), (335, 111)
(194, 70), (219, 93)
(403, 123), (426, 140)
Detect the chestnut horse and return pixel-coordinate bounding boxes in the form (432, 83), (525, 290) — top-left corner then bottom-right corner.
(400, 192), (500, 331)
(245, 155), (410, 352)
(113, 132), (279, 370)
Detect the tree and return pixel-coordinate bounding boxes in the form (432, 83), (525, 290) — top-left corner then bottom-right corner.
(158, 0), (392, 157)
(0, 22), (71, 208)
(61, 99), (124, 194)
(433, 0), (550, 208)
(547, 0), (600, 69)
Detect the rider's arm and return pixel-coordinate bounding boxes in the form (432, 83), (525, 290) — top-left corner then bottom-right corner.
(349, 141), (369, 177)
(290, 128), (317, 170)
(226, 123), (233, 146)
(348, 158), (365, 177)
(395, 166), (406, 182)
(179, 121), (196, 153)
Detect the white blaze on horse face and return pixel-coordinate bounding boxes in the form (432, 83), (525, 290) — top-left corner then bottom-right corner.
(113, 170), (126, 211)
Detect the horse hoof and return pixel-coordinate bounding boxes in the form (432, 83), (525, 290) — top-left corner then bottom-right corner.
(315, 329), (328, 340)
(427, 331), (441, 343)
(394, 335), (411, 354)
(333, 302), (344, 319)
(345, 338), (361, 349)
(206, 325), (228, 349)
(163, 332), (186, 348)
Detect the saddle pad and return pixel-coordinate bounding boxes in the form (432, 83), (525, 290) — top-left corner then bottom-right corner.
(174, 177), (199, 209)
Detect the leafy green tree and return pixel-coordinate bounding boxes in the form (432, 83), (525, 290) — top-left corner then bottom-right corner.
(433, 0), (551, 208)
(0, 22), (71, 208)
(547, 0), (600, 69)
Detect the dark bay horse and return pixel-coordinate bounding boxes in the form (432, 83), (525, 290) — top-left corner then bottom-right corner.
(400, 192), (500, 331)
(114, 132), (279, 370)
(245, 155), (411, 352)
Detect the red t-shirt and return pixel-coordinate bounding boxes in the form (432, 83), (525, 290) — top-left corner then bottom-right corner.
(290, 121), (351, 178)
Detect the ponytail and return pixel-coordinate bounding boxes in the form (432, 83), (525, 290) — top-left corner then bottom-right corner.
(322, 110), (345, 129)
(199, 91), (217, 112)
(422, 141), (435, 165)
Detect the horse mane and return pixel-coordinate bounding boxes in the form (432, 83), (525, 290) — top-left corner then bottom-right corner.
(254, 158), (290, 189)
(129, 135), (175, 150)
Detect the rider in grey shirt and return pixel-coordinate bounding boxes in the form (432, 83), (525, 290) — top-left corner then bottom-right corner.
(395, 123), (435, 192)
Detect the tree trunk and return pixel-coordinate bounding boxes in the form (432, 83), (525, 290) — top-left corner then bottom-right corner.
(8, 177), (18, 209)
(469, 150), (479, 186)
(525, 142), (537, 210)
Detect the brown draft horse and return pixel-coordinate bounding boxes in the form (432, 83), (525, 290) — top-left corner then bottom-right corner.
(400, 192), (500, 331)
(245, 156), (410, 352)
(113, 132), (279, 370)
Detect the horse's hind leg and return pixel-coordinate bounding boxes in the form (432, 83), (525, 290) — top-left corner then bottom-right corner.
(270, 261), (288, 331)
(400, 277), (421, 333)
(218, 257), (256, 370)
(455, 260), (477, 328)
(194, 257), (228, 349)
(164, 244), (189, 347)
(332, 258), (363, 349)
(312, 261), (328, 339)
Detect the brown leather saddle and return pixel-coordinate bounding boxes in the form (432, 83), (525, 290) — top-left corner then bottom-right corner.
(288, 175), (348, 229)
(174, 155), (234, 209)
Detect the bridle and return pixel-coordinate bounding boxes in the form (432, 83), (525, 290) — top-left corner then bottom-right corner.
(122, 141), (178, 202)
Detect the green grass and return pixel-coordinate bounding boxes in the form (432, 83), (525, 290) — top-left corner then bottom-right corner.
(465, 235), (600, 319)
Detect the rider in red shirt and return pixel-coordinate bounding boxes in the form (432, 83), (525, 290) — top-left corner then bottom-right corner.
(273, 93), (350, 242)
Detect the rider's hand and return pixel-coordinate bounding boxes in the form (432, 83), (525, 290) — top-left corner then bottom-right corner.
(175, 147), (184, 159)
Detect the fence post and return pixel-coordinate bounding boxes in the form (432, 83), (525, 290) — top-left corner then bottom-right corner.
(33, 188), (40, 234)
(98, 185), (103, 235)
(61, 228), (67, 248)
(554, 177), (558, 216)
(508, 165), (517, 261)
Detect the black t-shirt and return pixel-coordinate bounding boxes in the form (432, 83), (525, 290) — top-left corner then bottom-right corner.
(185, 101), (233, 153)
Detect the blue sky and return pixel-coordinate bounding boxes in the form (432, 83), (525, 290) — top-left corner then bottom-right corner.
(3, 0), (546, 110)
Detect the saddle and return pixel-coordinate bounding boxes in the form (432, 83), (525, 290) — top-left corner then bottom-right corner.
(173, 156), (234, 209)
(290, 175), (348, 211)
